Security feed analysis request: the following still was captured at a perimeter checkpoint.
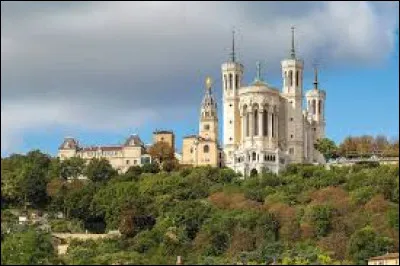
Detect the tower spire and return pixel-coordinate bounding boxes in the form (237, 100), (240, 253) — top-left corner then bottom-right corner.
(256, 61), (261, 81)
(290, 26), (296, 59)
(231, 28), (236, 62)
(313, 64), (318, 90)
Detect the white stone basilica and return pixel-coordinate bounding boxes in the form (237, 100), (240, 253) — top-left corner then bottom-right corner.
(221, 28), (326, 175)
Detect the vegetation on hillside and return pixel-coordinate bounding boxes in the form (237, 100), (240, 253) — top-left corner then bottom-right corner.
(1, 145), (398, 265)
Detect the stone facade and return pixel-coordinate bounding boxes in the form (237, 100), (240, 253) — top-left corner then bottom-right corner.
(181, 78), (223, 167)
(153, 130), (175, 151)
(58, 135), (151, 175)
(221, 28), (326, 176)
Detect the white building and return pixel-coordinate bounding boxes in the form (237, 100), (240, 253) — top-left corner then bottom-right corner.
(222, 28), (326, 176)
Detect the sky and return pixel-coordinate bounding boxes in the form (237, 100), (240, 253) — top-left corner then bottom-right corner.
(1, 1), (399, 157)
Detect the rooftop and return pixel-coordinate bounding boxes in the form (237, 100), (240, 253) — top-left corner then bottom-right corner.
(369, 253), (399, 261)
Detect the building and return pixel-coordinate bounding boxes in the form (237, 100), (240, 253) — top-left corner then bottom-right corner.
(181, 77), (224, 167)
(368, 253), (399, 265)
(58, 134), (151, 174)
(183, 28), (326, 175)
(153, 130), (175, 151)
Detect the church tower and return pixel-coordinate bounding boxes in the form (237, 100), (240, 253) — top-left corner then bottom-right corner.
(281, 27), (305, 163)
(222, 30), (244, 166)
(306, 66), (326, 142)
(199, 77), (218, 141)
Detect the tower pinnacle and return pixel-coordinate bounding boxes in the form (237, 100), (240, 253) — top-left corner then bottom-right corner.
(256, 61), (261, 81)
(290, 26), (296, 59)
(230, 28), (236, 62)
(313, 64), (318, 90)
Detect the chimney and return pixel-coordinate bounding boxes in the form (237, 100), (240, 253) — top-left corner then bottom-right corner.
(176, 256), (183, 265)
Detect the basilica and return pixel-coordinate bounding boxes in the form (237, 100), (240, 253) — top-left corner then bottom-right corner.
(182, 28), (326, 175)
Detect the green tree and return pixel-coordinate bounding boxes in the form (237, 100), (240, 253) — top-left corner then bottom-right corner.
(314, 138), (338, 161)
(142, 161), (160, 174)
(347, 226), (394, 265)
(60, 156), (85, 180)
(1, 228), (56, 265)
(84, 158), (117, 182)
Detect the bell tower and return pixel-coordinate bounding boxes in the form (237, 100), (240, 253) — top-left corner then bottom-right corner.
(281, 27), (305, 163)
(199, 77), (218, 142)
(222, 29), (244, 166)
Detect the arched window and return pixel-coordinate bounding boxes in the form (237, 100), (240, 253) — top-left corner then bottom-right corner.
(252, 152), (257, 161)
(254, 109), (258, 136)
(190, 147), (193, 153)
(246, 112), (250, 137)
(312, 100), (316, 114)
(296, 70), (299, 87)
(203, 145), (209, 153)
(229, 74), (233, 89)
(271, 113), (274, 137)
(224, 74), (227, 90)
(263, 110), (268, 136)
(289, 70), (293, 86)
(318, 100), (321, 114)
(235, 74), (239, 89)
(264, 154), (267, 161)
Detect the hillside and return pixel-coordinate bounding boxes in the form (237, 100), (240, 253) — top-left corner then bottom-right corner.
(1, 151), (399, 265)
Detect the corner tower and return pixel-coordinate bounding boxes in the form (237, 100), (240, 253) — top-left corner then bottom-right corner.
(222, 30), (244, 166)
(281, 27), (305, 163)
(306, 66), (326, 141)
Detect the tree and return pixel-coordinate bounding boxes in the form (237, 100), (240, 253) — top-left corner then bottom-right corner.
(84, 158), (117, 182)
(162, 159), (179, 172)
(347, 226), (394, 265)
(125, 165), (143, 181)
(141, 162), (160, 174)
(148, 141), (175, 165)
(1, 228), (56, 265)
(60, 157), (85, 180)
(314, 138), (338, 161)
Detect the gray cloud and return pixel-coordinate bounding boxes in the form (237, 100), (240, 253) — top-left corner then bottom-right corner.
(1, 1), (398, 154)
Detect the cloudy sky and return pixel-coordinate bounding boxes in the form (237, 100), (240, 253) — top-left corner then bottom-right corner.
(1, 1), (399, 156)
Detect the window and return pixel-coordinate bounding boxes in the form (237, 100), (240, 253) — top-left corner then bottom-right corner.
(229, 120), (232, 124)
(252, 152), (257, 161)
(229, 104), (232, 107)
(134, 160), (137, 165)
(318, 100), (322, 114)
(289, 148), (294, 155)
(263, 111), (268, 136)
(161, 137), (164, 141)
(126, 160), (130, 165)
(224, 74), (227, 90)
(291, 134), (294, 139)
(257, 154), (259, 161)
(254, 109), (258, 136)
(203, 145), (209, 153)
(271, 113), (274, 137)
(229, 137), (233, 141)
(314, 128), (317, 132)
(229, 73), (233, 89)
(264, 154), (267, 161)
(235, 74), (239, 89)
(190, 147), (193, 153)
(204, 124), (210, 130)
(290, 117), (293, 121)
(296, 70), (299, 86)
(289, 70), (293, 86)
(246, 113), (250, 137)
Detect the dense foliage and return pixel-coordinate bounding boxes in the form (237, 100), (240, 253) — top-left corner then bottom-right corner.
(1, 148), (399, 265)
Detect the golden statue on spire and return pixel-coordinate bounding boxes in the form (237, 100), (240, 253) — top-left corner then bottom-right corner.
(205, 76), (212, 90)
